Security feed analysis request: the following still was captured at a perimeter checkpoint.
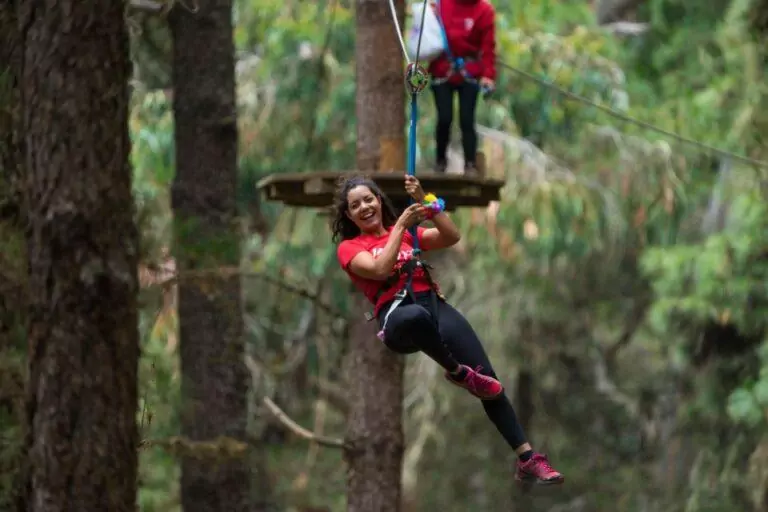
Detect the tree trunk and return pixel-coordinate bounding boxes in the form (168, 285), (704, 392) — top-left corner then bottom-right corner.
(0, 0), (22, 345)
(345, 1), (406, 510)
(344, 308), (405, 512)
(169, 1), (252, 511)
(354, 0), (407, 173)
(18, 0), (139, 509)
(0, 0), (21, 212)
(0, 2), (26, 510)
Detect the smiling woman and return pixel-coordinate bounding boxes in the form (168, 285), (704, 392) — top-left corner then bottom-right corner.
(331, 173), (564, 486)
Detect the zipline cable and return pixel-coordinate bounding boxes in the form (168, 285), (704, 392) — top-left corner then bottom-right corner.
(384, 3), (768, 170)
(495, 60), (768, 169)
(388, 0), (411, 64)
(413, 0), (430, 65)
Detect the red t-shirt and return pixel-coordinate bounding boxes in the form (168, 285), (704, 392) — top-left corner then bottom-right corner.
(429, 0), (497, 84)
(337, 226), (436, 316)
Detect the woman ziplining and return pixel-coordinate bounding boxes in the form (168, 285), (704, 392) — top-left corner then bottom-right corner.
(332, 173), (564, 485)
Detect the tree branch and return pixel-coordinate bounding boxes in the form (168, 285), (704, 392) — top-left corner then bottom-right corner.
(602, 21), (649, 36)
(243, 352), (344, 449)
(128, 0), (166, 12)
(140, 399), (346, 459)
(592, 352), (639, 421)
(262, 396), (345, 448)
(596, 0), (647, 25)
(244, 334), (309, 376)
(139, 263), (346, 318)
(309, 376), (349, 415)
(140, 436), (250, 459)
(604, 302), (648, 366)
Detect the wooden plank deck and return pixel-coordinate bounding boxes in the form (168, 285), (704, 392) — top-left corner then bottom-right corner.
(257, 170), (505, 211)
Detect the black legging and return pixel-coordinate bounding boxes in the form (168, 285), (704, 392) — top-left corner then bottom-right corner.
(378, 291), (528, 450)
(431, 81), (479, 167)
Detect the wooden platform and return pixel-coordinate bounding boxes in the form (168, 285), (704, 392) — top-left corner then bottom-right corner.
(256, 171), (505, 212)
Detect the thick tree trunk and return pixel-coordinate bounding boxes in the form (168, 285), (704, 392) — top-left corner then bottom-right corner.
(0, 0), (21, 207)
(345, 1), (406, 511)
(18, 0), (139, 509)
(345, 309), (405, 512)
(0, 2), (26, 510)
(0, 1), (22, 342)
(169, 1), (251, 511)
(354, 0), (407, 172)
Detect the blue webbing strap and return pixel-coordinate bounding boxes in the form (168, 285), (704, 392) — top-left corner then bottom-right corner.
(407, 92), (420, 254)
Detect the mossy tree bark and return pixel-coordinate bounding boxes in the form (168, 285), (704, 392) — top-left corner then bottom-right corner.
(18, 0), (139, 509)
(0, 1), (26, 509)
(169, 0), (252, 510)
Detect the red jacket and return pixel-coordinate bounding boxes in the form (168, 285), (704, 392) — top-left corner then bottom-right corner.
(428, 0), (496, 85)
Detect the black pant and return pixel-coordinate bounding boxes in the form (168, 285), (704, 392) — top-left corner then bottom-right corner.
(431, 82), (479, 167)
(378, 291), (528, 450)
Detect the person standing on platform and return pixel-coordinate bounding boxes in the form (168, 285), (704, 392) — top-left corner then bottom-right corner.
(429, 0), (496, 175)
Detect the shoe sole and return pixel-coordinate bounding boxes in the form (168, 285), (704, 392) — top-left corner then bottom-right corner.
(515, 475), (565, 486)
(444, 375), (504, 400)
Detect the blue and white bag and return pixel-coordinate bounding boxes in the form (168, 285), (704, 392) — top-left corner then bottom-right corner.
(406, 3), (445, 62)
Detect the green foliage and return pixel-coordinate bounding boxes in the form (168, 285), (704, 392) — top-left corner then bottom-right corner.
(235, 0), (356, 173)
(131, 89), (175, 263)
(623, 0), (768, 162)
(136, 310), (182, 511)
(642, 191), (768, 336)
(493, 25), (629, 143)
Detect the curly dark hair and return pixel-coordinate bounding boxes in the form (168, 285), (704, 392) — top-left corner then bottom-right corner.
(331, 174), (398, 243)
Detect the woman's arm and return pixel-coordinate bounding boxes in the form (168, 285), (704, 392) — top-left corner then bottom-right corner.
(421, 212), (461, 251)
(403, 175), (461, 251)
(479, 4), (496, 82)
(347, 224), (408, 280)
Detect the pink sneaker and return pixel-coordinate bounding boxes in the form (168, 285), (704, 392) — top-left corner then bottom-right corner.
(515, 453), (564, 485)
(445, 364), (503, 400)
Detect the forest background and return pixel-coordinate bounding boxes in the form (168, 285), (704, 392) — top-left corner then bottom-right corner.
(2, 0), (768, 510)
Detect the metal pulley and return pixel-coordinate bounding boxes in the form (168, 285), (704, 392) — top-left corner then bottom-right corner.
(404, 62), (430, 95)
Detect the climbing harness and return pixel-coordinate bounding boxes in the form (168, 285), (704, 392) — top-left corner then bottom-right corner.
(375, 259), (443, 341)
